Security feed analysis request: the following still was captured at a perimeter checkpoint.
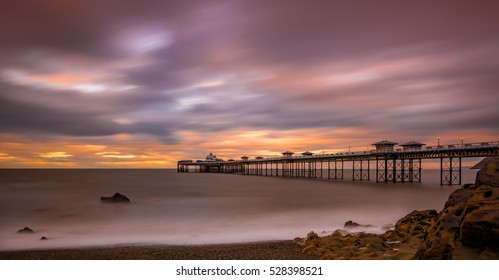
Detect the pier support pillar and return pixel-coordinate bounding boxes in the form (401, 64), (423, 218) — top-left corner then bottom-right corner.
(377, 158), (421, 183)
(440, 157), (461, 185)
(328, 159), (343, 179)
(410, 159), (422, 183)
(306, 161), (312, 178)
(376, 158), (387, 183)
(395, 159), (406, 182)
(353, 160), (369, 181)
(298, 161), (304, 177)
(283, 161), (291, 177)
(292, 161), (298, 177)
(388, 159), (396, 182)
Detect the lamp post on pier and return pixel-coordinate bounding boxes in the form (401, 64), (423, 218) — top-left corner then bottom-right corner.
(437, 137), (440, 148)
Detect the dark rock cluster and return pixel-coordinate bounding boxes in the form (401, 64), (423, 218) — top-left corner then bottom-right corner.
(414, 156), (499, 259)
(299, 210), (437, 259)
(299, 156), (499, 260)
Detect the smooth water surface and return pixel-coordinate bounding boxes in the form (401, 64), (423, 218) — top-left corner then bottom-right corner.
(0, 169), (477, 250)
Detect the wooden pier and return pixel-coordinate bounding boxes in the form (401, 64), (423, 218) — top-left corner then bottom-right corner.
(177, 141), (499, 185)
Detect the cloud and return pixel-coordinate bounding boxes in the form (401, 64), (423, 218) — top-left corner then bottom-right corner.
(0, 153), (17, 160)
(37, 152), (73, 158)
(95, 152), (136, 159)
(0, 0), (498, 166)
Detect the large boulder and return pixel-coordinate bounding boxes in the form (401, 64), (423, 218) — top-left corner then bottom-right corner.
(414, 156), (499, 259)
(475, 157), (499, 187)
(100, 192), (131, 204)
(461, 204), (499, 247)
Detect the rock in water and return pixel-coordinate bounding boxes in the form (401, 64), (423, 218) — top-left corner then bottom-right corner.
(344, 220), (374, 229)
(17, 227), (34, 234)
(100, 192), (131, 204)
(344, 220), (361, 227)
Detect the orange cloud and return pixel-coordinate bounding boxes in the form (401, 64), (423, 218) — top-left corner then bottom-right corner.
(0, 152), (17, 160)
(96, 152), (136, 159)
(24, 161), (77, 167)
(96, 160), (172, 167)
(37, 151), (73, 158)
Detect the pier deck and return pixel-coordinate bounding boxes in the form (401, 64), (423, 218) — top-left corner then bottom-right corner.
(177, 141), (499, 185)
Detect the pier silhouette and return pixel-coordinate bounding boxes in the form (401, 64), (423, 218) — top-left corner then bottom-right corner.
(177, 140), (499, 185)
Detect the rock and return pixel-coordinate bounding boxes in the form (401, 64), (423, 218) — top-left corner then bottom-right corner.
(382, 223), (395, 231)
(293, 237), (305, 245)
(344, 220), (361, 227)
(460, 204), (499, 247)
(443, 188), (472, 208)
(300, 211), (438, 260)
(462, 183), (475, 189)
(100, 192), (131, 203)
(17, 227), (34, 234)
(306, 231), (320, 241)
(393, 210), (438, 239)
(470, 158), (490, 170)
(335, 229), (350, 236)
(299, 156), (499, 260)
(415, 156), (499, 259)
(475, 157), (499, 187)
(344, 220), (374, 229)
(40, 236), (48, 240)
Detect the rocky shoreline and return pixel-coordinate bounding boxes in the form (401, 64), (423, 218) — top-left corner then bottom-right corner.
(298, 156), (499, 260)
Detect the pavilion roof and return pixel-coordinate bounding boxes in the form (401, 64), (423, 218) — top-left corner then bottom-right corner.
(400, 141), (426, 146)
(372, 140), (398, 145)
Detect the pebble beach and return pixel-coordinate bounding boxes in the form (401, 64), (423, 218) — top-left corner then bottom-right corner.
(0, 241), (319, 260)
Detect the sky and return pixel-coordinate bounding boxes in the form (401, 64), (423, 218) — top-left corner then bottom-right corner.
(1, 0), (498, 168)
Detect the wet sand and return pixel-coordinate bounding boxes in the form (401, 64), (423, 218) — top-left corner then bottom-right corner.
(0, 240), (319, 260)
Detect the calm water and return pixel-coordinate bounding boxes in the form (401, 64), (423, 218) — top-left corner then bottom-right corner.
(0, 169), (477, 251)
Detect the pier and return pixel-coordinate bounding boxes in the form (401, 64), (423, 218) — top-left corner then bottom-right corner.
(177, 140), (499, 185)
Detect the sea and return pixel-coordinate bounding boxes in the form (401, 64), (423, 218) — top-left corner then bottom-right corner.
(0, 168), (478, 251)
